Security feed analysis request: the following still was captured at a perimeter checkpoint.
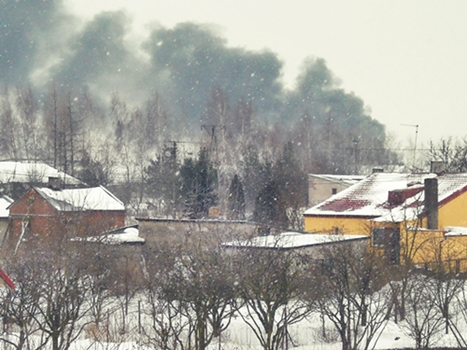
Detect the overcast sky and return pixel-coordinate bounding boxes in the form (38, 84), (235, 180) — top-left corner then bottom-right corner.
(65, 0), (467, 146)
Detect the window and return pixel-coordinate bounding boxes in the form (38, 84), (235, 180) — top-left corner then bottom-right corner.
(372, 228), (400, 264)
(372, 228), (386, 247)
(332, 188), (337, 195)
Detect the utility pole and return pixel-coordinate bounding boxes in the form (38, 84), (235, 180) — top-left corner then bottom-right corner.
(401, 124), (419, 171)
(201, 124), (225, 164)
(353, 137), (360, 175)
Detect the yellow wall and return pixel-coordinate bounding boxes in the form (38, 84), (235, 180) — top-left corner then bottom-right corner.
(438, 192), (467, 228)
(304, 215), (376, 235)
(400, 226), (467, 268)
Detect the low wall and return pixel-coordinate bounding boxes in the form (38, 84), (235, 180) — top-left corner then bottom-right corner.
(136, 218), (278, 248)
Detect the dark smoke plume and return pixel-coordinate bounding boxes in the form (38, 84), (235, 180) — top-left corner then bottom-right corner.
(0, 0), (387, 150)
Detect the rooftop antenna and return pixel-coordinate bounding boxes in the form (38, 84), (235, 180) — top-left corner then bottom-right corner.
(401, 124), (419, 171)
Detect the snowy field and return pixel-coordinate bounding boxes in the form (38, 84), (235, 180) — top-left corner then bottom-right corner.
(60, 317), (456, 350)
(2, 294), (462, 350)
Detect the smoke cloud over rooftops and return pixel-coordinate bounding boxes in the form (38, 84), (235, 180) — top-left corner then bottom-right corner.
(0, 0), (387, 147)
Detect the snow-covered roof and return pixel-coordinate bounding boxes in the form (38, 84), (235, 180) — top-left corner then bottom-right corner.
(0, 161), (81, 185)
(304, 172), (467, 220)
(223, 232), (368, 250)
(35, 186), (125, 211)
(309, 174), (365, 186)
(0, 195), (13, 218)
(444, 226), (467, 236)
(72, 226), (144, 245)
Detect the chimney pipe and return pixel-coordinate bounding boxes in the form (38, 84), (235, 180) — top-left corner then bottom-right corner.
(48, 176), (63, 190)
(424, 178), (438, 230)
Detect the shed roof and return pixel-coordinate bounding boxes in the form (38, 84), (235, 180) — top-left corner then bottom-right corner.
(223, 232), (369, 250)
(304, 172), (467, 220)
(72, 226), (144, 245)
(34, 186), (125, 211)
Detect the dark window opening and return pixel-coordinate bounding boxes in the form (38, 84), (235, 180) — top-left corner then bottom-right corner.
(372, 228), (386, 247)
(372, 227), (400, 264)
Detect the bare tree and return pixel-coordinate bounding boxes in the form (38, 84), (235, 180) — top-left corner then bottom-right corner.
(387, 202), (434, 322)
(452, 282), (467, 348)
(235, 244), (314, 350)
(110, 252), (142, 336)
(15, 85), (39, 160)
(316, 243), (390, 350)
(421, 237), (467, 346)
(427, 136), (467, 173)
(144, 92), (171, 152)
(142, 241), (237, 350)
(43, 82), (60, 166)
(43, 85), (81, 175)
(31, 241), (92, 350)
(0, 86), (19, 159)
(0, 255), (42, 350)
(401, 274), (444, 350)
(81, 243), (121, 340)
(142, 247), (192, 350)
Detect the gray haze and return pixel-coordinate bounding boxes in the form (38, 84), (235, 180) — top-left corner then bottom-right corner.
(1, 0), (389, 154)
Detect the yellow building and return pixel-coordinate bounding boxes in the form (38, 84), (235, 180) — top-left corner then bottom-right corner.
(303, 172), (467, 267)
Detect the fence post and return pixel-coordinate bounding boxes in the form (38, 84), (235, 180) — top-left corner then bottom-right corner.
(138, 300), (141, 334)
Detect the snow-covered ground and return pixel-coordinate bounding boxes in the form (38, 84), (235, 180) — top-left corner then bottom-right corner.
(62, 316), (455, 350)
(3, 270), (465, 350)
(3, 298), (458, 350)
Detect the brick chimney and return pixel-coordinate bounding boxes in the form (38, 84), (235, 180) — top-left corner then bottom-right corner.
(388, 187), (423, 206)
(424, 178), (438, 230)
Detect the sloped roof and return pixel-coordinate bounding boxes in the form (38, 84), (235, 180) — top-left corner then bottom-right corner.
(304, 172), (467, 220)
(309, 174), (365, 186)
(0, 161), (81, 185)
(35, 186), (125, 211)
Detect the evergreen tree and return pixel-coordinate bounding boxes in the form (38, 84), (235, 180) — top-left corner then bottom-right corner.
(253, 180), (288, 227)
(145, 143), (181, 217)
(179, 148), (218, 219)
(272, 142), (308, 229)
(78, 151), (112, 186)
(227, 174), (245, 220)
(241, 144), (273, 214)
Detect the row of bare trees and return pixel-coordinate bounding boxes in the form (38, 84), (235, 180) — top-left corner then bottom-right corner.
(2, 233), (467, 350)
(0, 82), (401, 219)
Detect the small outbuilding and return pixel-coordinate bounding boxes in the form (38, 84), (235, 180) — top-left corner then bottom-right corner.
(6, 186), (126, 247)
(223, 231), (369, 259)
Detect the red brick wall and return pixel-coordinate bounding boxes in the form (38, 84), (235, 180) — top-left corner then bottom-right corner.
(9, 189), (57, 238)
(9, 188), (56, 216)
(59, 211), (125, 237)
